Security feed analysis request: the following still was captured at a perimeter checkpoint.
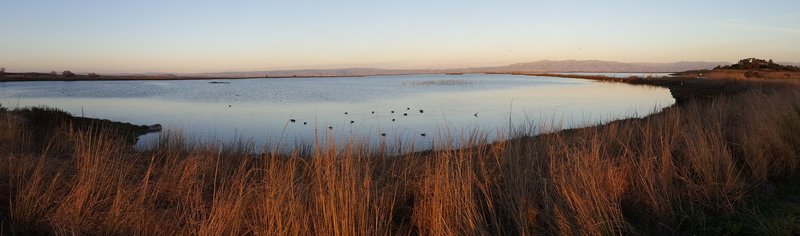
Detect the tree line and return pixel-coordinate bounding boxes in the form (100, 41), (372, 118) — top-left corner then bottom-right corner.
(715, 58), (800, 71)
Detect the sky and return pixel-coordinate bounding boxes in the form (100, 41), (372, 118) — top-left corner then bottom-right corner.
(1, 0), (799, 73)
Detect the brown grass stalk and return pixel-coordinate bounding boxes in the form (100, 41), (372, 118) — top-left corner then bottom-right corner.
(1, 80), (799, 235)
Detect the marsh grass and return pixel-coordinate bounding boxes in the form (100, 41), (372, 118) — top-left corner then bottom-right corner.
(707, 70), (800, 80)
(1, 80), (800, 235)
(402, 79), (471, 86)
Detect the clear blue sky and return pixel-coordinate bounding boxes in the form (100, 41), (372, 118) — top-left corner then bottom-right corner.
(1, 0), (798, 73)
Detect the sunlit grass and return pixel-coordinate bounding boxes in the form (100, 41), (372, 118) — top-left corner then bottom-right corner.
(1, 80), (799, 234)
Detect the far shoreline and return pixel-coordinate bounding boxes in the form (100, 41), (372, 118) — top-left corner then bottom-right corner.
(0, 73), (375, 83)
(0, 71), (682, 83)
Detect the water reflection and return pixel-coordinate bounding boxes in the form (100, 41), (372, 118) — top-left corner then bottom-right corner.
(0, 74), (674, 152)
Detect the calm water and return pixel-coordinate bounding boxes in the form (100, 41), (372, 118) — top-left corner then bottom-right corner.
(0, 74), (674, 151)
(561, 72), (673, 78)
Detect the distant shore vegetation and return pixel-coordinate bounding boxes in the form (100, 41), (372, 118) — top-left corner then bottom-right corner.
(715, 58), (800, 72)
(402, 79), (472, 86)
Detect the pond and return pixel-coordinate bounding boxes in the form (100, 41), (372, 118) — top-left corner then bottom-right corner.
(0, 74), (674, 152)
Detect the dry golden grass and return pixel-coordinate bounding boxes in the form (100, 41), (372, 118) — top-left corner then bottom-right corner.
(707, 70), (800, 80)
(1, 80), (799, 235)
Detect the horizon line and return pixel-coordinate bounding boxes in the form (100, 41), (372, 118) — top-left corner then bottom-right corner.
(2, 58), (761, 75)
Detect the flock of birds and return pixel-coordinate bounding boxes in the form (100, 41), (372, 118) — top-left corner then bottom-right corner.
(281, 107), (481, 138)
(225, 103), (482, 138)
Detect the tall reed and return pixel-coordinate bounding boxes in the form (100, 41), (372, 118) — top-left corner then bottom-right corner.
(1, 80), (799, 235)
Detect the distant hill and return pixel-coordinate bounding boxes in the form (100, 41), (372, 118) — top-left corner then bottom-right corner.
(183, 60), (731, 78)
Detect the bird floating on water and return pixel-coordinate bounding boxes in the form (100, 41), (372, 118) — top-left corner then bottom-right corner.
(474, 113), (478, 117)
(419, 109), (424, 113)
(350, 120), (354, 124)
(303, 122), (307, 125)
(403, 113), (407, 116)
(344, 112), (348, 115)
(290, 119), (296, 123)
(421, 133), (427, 137)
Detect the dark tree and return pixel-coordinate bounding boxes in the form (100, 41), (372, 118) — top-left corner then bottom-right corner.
(716, 58), (800, 72)
(62, 70), (75, 78)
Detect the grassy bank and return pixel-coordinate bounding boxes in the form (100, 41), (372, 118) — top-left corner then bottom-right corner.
(1, 78), (800, 235)
(517, 72), (782, 104)
(0, 106), (155, 146)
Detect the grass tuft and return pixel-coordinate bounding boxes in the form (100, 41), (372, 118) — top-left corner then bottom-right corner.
(1, 79), (800, 234)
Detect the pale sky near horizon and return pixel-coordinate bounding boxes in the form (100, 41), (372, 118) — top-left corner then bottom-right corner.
(1, 0), (799, 73)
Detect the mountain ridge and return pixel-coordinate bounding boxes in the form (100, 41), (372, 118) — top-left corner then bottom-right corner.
(182, 59), (732, 78)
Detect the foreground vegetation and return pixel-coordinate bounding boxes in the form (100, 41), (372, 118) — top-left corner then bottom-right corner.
(1, 77), (800, 235)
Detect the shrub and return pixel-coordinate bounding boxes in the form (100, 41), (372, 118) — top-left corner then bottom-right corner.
(717, 58), (800, 71)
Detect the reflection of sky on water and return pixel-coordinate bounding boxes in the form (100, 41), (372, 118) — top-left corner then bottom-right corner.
(0, 74), (674, 152)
